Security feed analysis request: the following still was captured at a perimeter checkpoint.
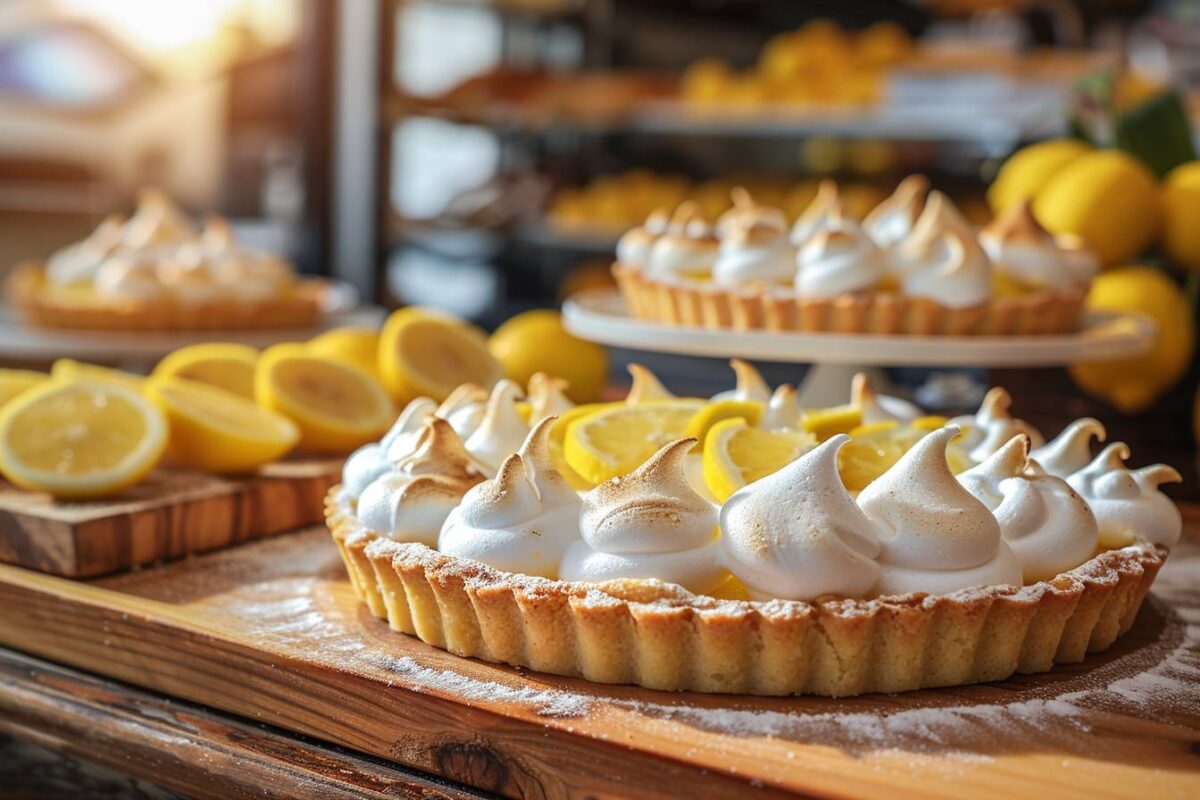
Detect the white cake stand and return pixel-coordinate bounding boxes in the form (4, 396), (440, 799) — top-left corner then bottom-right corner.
(562, 289), (1156, 408)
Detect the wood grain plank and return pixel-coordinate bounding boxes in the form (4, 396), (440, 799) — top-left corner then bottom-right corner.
(0, 647), (484, 800)
(0, 459), (340, 577)
(0, 521), (1197, 799)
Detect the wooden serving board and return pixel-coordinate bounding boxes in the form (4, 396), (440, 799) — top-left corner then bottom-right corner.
(0, 459), (341, 578)
(0, 520), (1197, 799)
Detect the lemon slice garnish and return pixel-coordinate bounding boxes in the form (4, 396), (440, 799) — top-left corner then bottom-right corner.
(0, 379), (167, 499)
(153, 343), (258, 399)
(52, 359), (144, 392)
(307, 327), (380, 378)
(838, 419), (968, 492)
(702, 416), (815, 502)
(0, 368), (47, 408)
(147, 376), (299, 473)
(563, 399), (704, 484)
(257, 344), (394, 454)
(683, 400), (764, 449)
(801, 403), (863, 441)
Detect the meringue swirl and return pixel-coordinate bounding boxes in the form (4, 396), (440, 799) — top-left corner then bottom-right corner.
(979, 199), (1077, 292)
(436, 383), (489, 439)
(762, 383), (800, 430)
(647, 206), (718, 279)
(342, 396), (438, 498)
(356, 418), (485, 546)
(857, 427), (1022, 597)
(892, 192), (992, 309)
(862, 175), (929, 249)
(958, 435), (1098, 583)
(464, 380), (530, 475)
(949, 387), (1043, 463)
(789, 180), (841, 246)
(527, 372), (574, 424)
(1029, 417), (1106, 479)
(713, 193), (795, 287)
(561, 438), (726, 593)
(795, 211), (887, 298)
(711, 359), (771, 405)
(625, 363), (675, 404)
(439, 417), (583, 578)
(616, 208), (670, 269)
(721, 435), (881, 601)
(1067, 443), (1183, 549)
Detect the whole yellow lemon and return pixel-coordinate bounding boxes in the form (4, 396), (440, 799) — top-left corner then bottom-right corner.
(307, 327), (380, 377)
(488, 310), (608, 403)
(1033, 150), (1161, 266)
(1161, 161), (1200, 270)
(987, 138), (1092, 214)
(1069, 267), (1195, 413)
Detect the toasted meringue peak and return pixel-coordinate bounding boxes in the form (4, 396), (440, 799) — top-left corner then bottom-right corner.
(1067, 443), (1182, 548)
(711, 359), (771, 404)
(858, 427), (1022, 597)
(122, 188), (197, 250)
(342, 396), (438, 497)
(957, 434), (1098, 583)
(763, 383), (800, 430)
(436, 383), (489, 438)
(850, 372), (903, 424)
(562, 438), (725, 593)
(616, 207), (671, 268)
(950, 387), (1043, 463)
(527, 373), (574, 424)
(979, 199), (1076, 291)
(721, 435), (882, 601)
(355, 418), (485, 546)
(794, 208), (886, 298)
(1055, 233), (1100, 287)
(93, 256), (168, 300)
(46, 214), (127, 284)
(790, 180), (842, 246)
(626, 364), (675, 404)
(464, 380), (530, 475)
(439, 418), (582, 579)
(713, 193), (794, 287)
(892, 191), (992, 308)
(862, 174), (929, 249)
(1030, 418), (1106, 478)
(647, 204), (719, 279)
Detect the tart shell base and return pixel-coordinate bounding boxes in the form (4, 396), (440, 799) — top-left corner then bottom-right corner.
(7, 263), (326, 331)
(327, 488), (1165, 697)
(612, 263), (1085, 335)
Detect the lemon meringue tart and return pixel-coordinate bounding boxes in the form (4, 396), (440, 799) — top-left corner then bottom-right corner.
(327, 367), (1176, 696)
(8, 188), (328, 331)
(612, 179), (1089, 335)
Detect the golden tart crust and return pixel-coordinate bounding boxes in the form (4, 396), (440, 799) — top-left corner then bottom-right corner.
(612, 263), (1085, 335)
(7, 262), (328, 331)
(327, 486), (1164, 697)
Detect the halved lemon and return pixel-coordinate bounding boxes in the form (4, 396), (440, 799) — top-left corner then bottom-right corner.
(563, 399), (705, 484)
(152, 343), (258, 399)
(378, 307), (502, 403)
(257, 344), (394, 454)
(147, 376), (299, 473)
(0, 369), (47, 408)
(801, 403), (862, 441)
(702, 416), (816, 502)
(0, 379), (167, 499)
(308, 326), (380, 377)
(52, 359), (144, 392)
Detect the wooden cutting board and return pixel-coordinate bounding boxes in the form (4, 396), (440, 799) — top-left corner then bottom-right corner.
(0, 459), (341, 578)
(0, 520), (1196, 800)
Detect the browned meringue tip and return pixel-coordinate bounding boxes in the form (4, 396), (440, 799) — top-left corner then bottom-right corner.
(518, 415), (557, 462)
(1136, 464), (1183, 487)
(985, 433), (1032, 475)
(982, 197), (1051, 246)
(864, 174), (929, 226)
(730, 186), (755, 210)
(626, 363), (674, 404)
(849, 371), (875, 407)
(398, 417), (485, 484)
(528, 371), (570, 397)
(595, 437), (696, 497)
(978, 386), (1015, 419)
(436, 383), (487, 417)
(669, 201), (699, 229)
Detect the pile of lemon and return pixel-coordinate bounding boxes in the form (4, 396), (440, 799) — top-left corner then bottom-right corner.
(989, 140), (1198, 413)
(0, 306), (609, 501)
(682, 20), (912, 109)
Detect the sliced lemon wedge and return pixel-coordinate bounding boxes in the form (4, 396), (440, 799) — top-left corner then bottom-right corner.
(838, 418), (967, 492)
(152, 343), (258, 399)
(0, 379), (167, 499)
(257, 344), (394, 454)
(0, 368), (47, 408)
(801, 403), (862, 441)
(147, 376), (299, 473)
(683, 400), (763, 449)
(379, 307), (501, 403)
(52, 359), (145, 392)
(563, 399), (704, 484)
(702, 416), (815, 502)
